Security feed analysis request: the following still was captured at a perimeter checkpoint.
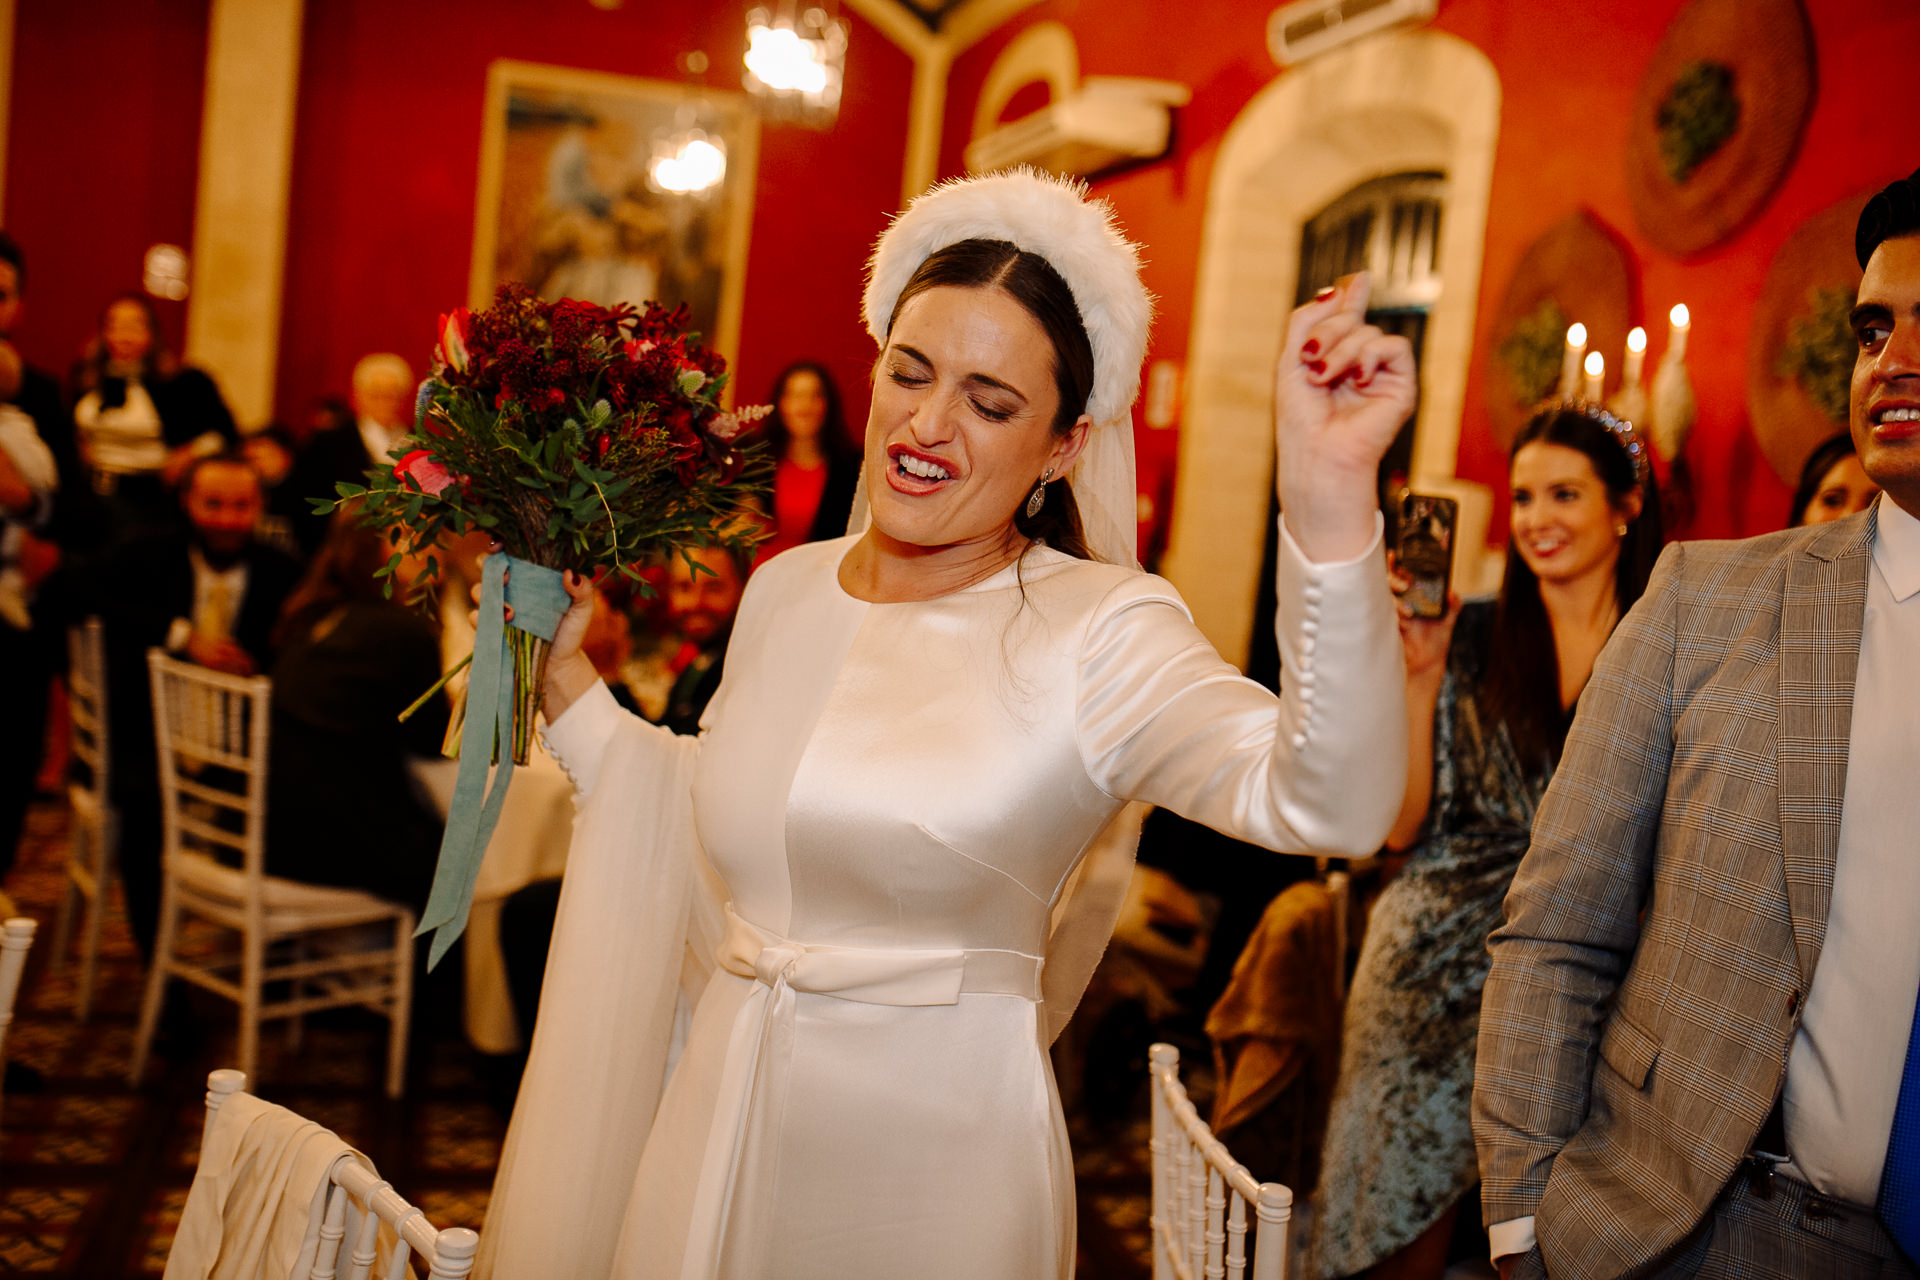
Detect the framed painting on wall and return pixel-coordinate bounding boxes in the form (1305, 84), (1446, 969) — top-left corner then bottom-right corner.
(469, 60), (759, 377)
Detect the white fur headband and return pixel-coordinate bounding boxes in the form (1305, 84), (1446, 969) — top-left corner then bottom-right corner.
(861, 168), (1153, 430)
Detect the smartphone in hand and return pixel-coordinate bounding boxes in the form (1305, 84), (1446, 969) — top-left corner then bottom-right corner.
(1395, 492), (1457, 619)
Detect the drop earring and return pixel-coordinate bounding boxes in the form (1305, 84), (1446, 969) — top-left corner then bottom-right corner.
(1025, 468), (1055, 519)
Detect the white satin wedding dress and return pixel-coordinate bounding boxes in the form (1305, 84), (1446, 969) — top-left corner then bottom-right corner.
(478, 525), (1402, 1280)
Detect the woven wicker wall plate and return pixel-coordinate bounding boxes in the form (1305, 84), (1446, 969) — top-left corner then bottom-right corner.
(1748, 190), (1874, 485)
(1482, 210), (1637, 453)
(1625, 0), (1815, 258)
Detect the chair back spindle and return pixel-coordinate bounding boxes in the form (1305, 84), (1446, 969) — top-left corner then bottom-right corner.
(1149, 1042), (1292, 1280)
(55, 619), (117, 1018)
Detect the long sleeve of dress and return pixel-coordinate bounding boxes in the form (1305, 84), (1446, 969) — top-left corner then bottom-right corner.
(1078, 515), (1405, 857)
(542, 676), (697, 796)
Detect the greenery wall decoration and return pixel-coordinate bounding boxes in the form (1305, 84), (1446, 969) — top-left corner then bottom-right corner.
(1774, 285), (1857, 425)
(1497, 299), (1570, 405)
(1657, 60), (1741, 183)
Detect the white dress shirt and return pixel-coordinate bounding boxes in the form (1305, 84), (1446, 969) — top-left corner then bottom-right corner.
(1782, 493), (1920, 1202)
(1492, 496), (1920, 1263)
(359, 416), (400, 466)
(165, 549), (252, 652)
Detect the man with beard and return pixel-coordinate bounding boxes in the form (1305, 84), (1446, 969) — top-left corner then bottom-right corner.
(96, 453), (301, 959)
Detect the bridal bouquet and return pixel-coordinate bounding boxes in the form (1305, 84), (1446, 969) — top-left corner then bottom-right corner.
(330, 284), (769, 962)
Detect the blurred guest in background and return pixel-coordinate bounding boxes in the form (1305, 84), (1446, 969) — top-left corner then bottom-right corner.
(1789, 430), (1879, 527)
(0, 233), (70, 499)
(752, 360), (860, 564)
(655, 545), (745, 734)
(0, 341), (59, 881)
(281, 393), (376, 558)
(239, 423), (308, 560)
(266, 511), (447, 911)
(1307, 405), (1662, 1280)
(579, 585), (642, 715)
(350, 352), (414, 466)
(94, 453), (301, 957)
(70, 292), (236, 542)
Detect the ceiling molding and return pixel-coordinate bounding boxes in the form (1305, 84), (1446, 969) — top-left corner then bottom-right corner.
(841, 0), (1042, 202)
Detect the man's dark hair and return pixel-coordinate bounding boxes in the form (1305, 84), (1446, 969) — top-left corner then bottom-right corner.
(179, 450), (261, 500)
(1856, 167), (1920, 268)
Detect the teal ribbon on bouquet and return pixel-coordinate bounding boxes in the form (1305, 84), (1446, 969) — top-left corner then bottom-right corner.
(417, 551), (571, 969)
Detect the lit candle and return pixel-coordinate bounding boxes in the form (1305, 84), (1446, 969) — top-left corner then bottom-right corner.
(1583, 350), (1605, 403)
(1668, 304), (1690, 362)
(1560, 322), (1588, 400)
(1625, 326), (1647, 387)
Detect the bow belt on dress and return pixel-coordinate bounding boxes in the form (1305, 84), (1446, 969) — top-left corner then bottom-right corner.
(679, 908), (1046, 1278)
(717, 905), (1045, 1004)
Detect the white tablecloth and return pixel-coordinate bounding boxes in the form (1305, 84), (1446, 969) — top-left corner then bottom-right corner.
(411, 747), (576, 1053)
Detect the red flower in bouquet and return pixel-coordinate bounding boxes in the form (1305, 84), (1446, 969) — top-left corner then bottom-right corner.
(395, 448), (456, 496)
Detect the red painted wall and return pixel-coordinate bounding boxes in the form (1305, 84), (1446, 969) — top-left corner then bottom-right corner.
(941, 0), (1920, 542)
(3, 0), (209, 382)
(275, 0), (913, 441)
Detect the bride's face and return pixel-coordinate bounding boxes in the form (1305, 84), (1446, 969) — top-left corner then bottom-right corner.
(863, 284), (1086, 553)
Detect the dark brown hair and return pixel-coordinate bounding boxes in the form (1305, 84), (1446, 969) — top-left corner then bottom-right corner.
(885, 238), (1097, 561)
(273, 505), (407, 649)
(74, 291), (176, 392)
(1788, 432), (1859, 528)
(1483, 406), (1665, 768)
(763, 360), (857, 466)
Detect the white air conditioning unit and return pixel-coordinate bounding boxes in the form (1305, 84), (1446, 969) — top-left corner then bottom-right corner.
(1267, 0), (1438, 66)
(964, 77), (1192, 179)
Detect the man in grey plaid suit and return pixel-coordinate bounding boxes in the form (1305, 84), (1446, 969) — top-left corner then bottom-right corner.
(1474, 168), (1920, 1279)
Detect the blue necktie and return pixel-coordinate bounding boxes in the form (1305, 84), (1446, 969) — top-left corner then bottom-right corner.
(1881, 984), (1920, 1259)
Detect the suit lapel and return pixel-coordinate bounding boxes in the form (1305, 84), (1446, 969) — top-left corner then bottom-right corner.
(1775, 510), (1874, 982)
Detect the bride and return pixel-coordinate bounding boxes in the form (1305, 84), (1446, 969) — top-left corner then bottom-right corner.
(478, 169), (1415, 1279)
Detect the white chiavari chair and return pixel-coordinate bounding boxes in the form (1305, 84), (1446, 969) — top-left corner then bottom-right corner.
(130, 652), (415, 1097)
(0, 917), (37, 1123)
(1149, 1041), (1293, 1280)
(184, 1069), (480, 1280)
(52, 618), (116, 1019)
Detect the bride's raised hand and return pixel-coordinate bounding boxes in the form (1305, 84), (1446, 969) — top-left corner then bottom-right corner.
(469, 549), (602, 719)
(1274, 271), (1418, 562)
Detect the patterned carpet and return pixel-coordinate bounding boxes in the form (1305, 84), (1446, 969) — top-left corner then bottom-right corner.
(0, 797), (1162, 1278)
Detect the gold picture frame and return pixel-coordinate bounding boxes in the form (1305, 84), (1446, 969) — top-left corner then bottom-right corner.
(469, 60), (760, 379)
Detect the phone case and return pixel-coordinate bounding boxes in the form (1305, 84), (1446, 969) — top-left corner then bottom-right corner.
(1396, 493), (1457, 619)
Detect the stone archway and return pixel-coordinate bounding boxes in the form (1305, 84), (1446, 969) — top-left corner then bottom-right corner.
(1162, 30), (1500, 666)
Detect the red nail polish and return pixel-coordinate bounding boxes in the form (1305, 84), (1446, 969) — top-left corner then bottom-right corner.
(1313, 286), (1336, 302)
(1307, 360), (1326, 375)
(1302, 339), (1320, 358)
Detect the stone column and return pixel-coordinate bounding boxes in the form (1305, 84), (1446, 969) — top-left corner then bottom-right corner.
(185, 0), (304, 429)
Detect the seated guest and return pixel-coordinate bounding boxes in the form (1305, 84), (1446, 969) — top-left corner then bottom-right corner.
(93, 453), (302, 958)
(579, 586), (643, 715)
(282, 395), (376, 558)
(70, 292), (237, 542)
(350, 353), (414, 466)
(0, 340), (59, 882)
(655, 544), (745, 734)
(266, 512), (447, 911)
(239, 424), (311, 560)
(1789, 430), (1880, 527)
(1308, 404), (1662, 1280)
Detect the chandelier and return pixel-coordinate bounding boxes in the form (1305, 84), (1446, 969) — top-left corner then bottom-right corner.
(647, 127), (728, 196)
(743, 5), (847, 128)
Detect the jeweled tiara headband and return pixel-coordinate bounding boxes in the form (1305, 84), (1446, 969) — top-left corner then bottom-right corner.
(1544, 398), (1652, 484)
